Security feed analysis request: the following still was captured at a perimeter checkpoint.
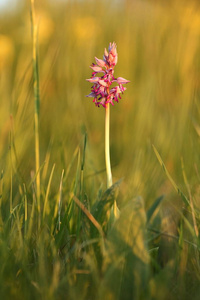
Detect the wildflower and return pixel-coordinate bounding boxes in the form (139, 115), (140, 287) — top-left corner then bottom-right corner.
(86, 42), (130, 107)
(86, 42), (129, 220)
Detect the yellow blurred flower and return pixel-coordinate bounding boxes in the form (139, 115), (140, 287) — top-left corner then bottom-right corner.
(180, 5), (200, 35)
(0, 35), (14, 70)
(38, 12), (55, 43)
(73, 17), (101, 43)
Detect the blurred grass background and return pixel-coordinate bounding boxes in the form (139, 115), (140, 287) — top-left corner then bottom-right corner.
(1, 0), (200, 204)
(1, 0), (200, 298)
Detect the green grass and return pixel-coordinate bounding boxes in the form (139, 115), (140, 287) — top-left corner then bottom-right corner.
(1, 0), (200, 299)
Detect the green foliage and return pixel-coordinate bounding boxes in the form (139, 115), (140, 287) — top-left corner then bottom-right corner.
(99, 197), (149, 300)
(1, 0), (200, 299)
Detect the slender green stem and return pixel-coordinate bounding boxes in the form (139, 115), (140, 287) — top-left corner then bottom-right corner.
(31, 0), (40, 223)
(23, 184), (27, 237)
(105, 103), (113, 188)
(105, 104), (119, 219)
(10, 134), (13, 214)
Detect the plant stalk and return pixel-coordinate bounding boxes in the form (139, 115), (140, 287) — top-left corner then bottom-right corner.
(31, 0), (40, 222)
(105, 103), (113, 188)
(105, 104), (119, 218)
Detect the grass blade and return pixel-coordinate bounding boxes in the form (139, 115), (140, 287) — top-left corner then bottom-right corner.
(23, 183), (28, 237)
(72, 193), (104, 238)
(31, 0), (41, 223)
(52, 169), (64, 233)
(152, 145), (190, 206)
(181, 158), (199, 237)
(43, 163), (56, 220)
(147, 195), (164, 224)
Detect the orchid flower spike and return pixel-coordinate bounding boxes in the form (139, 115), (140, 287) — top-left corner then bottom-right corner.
(86, 42), (130, 107)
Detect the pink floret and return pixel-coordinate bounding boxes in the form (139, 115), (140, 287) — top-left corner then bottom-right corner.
(86, 42), (130, 107)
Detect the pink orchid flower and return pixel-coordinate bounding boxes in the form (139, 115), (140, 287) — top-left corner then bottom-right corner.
(86, 42), (130, 107)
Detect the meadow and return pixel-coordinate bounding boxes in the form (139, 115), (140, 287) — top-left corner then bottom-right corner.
(0, 0), (200, 299)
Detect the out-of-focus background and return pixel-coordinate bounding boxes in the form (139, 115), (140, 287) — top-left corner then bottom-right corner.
(1, 0), (200, 207)
(2, 1), (200, 299)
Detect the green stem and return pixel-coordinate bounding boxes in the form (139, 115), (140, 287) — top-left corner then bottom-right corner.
(105, 104), (119, 218)
(9, 132), (13, 214)
(105, 103), (113, 188)
(31, 0), (40, 224)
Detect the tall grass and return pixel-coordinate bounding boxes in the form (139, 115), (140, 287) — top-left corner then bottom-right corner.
(31, 0), (41, 227)
(0, 0), (200, 299)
